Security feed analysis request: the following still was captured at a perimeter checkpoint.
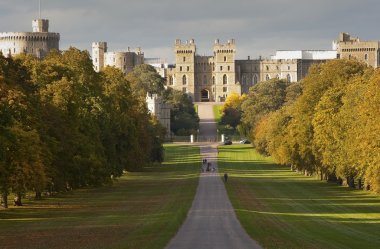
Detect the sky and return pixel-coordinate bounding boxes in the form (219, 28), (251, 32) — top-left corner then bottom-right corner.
(1, 0), (380, 63)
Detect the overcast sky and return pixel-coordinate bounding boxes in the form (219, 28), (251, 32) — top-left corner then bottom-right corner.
(1, 0), (380, 62)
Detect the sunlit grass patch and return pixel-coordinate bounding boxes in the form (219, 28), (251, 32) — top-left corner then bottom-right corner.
(218, 144), (380, 249)
(0, 144), (200, 249)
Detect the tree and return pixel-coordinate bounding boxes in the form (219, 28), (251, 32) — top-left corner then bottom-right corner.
(126, 64), (165, 98)
(241, 79), (290, 142)
(163, 88), (199, 136)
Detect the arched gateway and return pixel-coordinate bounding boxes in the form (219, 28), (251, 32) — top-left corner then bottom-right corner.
(201, 89), (210, 102)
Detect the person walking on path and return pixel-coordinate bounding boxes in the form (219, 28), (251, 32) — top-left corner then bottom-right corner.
(224, 173), (228, 182)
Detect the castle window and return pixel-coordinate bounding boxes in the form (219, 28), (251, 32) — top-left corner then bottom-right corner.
(224, 56), (226, 62)
(212, 87), (215, 93)
(182, 87), (187, 93)
(182, 75), (187, 85)
(187, 66), (190, 71)
(223, 74), (227, 84)
(183, 56), (186, 62)
(180, 66), (182, 71)
(169, 76), (174, 85)
(228, 66), (230, 71)
(265, 74), (270, 81)
(223, 87), (227, 93)
(288, 65), (290, 70)
(286, 74), (291, 82)
(212, 76), (215, 85)
(220, 66), (223, 71)
(365, 54), (368, 60)
(266, 65), (269, 71)
(253, 74), (258, 84)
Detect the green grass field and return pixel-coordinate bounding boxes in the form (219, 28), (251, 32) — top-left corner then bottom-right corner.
(218, 144), (380, 249)
(0, 144), (200, 249)
(213, 104), (223, 123)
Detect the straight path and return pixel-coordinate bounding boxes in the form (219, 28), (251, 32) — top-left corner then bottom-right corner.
(166, 103), (262, 249)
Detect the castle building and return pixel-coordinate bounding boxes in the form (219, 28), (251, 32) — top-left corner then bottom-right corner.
(146, 93), (171, 137)
(92, 42), (144, 74)
(166, 39), (241, 102)
(334, 32), (380, 68)
(0, 18), (60, 58)
(165, 39), (336, 102)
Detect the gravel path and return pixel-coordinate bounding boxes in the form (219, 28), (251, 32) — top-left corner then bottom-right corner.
(166, 103), (262, 249)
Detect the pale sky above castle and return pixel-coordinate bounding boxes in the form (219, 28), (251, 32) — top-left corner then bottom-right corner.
(1, 0), (380, 62)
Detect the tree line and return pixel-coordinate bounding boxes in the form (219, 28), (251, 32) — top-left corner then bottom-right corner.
(225, 60), (380, 193)
(0, 48), (168, 208)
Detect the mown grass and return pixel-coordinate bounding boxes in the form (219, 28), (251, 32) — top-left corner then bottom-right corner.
(218, 144), (380, 249)
(213, 104), (223, 124)
(0, 144), (200, 249)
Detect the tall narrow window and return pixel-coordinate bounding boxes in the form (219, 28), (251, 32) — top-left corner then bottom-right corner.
(212, 76), (215, 85)
(266, 74), (270, 81)
(187, 66), (190, 71)
(253, 74), (258, 84)
(183, 56), (186, 62)
(365, 54), (368, 60)
(223, 74), (227, 84)
(224, 56), (227, 62)
(180, 66), (182, 71)
(228, 66), (230, 71)
(169, 76), (174, 85)
(182, 75), (187, 85)
(286, 74), (291, 82)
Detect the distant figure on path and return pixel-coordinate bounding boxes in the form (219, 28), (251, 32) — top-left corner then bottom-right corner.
(224, 173), (228, 182)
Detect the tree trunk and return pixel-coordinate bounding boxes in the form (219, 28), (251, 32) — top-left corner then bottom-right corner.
(14, 193), (22, 206)
(1, 193), (8, 208)
(35, 191), (42, 200)
(357, 178), (362, 190)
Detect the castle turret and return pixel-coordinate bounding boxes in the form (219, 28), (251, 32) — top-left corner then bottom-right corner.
(32, 19), (49, 32)
(213, 39), (239, 101)
(174, 39), (196, 100)
(92, 42), (107, 72)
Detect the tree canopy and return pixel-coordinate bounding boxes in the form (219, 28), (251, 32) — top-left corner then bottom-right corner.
(0, 50), (165, 207)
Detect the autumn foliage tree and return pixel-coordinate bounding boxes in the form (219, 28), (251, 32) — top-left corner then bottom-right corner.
(0, 49), (166, 208)
(241, 59), (380, 192)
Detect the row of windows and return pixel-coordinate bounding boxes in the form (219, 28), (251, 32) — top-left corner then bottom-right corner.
(168, 75), (229, 86)
(176, 50), (193, 54)
(0, 36), (59, 41)
(216, 49), (234, 53)
(180, 65), (231, 72)
(348, 54), (369, 60)
(264, 74), (292, 82)
(266, 65), (291, 71)
(342, 48), (376, 52)
(179, 66), (190, 71)
(2, 47), (39, 55)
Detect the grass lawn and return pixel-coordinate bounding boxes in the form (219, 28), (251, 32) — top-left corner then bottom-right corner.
(213, 104), (223, 124)
(0, 144), (200, 249)
(218, 144), (380, 249)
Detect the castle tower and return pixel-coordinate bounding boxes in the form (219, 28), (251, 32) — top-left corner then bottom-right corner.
(213, 39), (239, 101)
(174, 39), (196, 101)
(32, 19), (49, 32)
(92, 42), (107, 72)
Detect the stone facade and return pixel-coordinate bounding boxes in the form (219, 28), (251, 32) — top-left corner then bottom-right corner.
(146, 93), (171, 137)
(0, 19), (60, 58)
(166, 39), (241, 102)
(165, 39), (336, 102)
(92, 42), (144, 74)
(334, 32), (380, 68)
